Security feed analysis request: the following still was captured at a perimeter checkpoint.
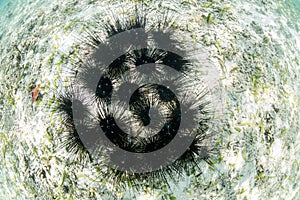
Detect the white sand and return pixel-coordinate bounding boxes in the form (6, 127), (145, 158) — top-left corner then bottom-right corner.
(0, 0), (299, 199)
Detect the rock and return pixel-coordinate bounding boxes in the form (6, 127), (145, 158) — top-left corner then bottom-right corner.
(38, 9), (45, 17)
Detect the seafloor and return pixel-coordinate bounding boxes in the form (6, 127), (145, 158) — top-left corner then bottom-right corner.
(0, 0), (299, 199)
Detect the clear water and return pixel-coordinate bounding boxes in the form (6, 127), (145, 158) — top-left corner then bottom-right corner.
(0, 0), (300, 200)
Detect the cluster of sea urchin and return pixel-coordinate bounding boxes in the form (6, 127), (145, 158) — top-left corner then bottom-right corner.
(52, 5), (218, 190)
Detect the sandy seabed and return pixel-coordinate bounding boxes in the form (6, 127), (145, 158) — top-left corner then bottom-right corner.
(0, 0), (299, 199)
